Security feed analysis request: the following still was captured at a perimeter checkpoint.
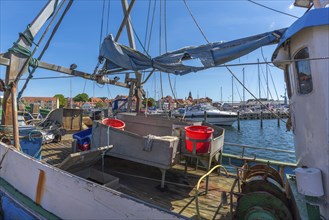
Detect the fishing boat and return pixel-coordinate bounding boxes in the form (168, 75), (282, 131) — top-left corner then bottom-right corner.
(175, 104), (238, 126)
(0, 0), (328, 219)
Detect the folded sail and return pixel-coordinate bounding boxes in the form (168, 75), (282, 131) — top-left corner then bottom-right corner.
(99, 28), (286, 75)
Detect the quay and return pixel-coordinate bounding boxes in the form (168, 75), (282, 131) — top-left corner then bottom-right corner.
(239, 111), (288, 120)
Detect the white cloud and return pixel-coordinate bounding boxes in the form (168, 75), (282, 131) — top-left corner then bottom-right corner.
(269, 21), (276, 29)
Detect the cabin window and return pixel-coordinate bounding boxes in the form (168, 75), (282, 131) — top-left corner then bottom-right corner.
(284, 66), (292, 98)
(295, 47), (312, 94)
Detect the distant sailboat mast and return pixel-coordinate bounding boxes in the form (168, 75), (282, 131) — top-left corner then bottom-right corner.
(242, 68), (246, 108)
(266, 58), (269, 100)
(231, 75), (234, 106)
(220, 86), (222, 103)
(258, 58), (261, 99)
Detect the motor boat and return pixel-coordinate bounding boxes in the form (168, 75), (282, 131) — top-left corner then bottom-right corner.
(178, 104), (238, 126)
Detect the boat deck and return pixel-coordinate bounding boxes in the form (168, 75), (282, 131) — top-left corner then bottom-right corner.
(42, 140), (73, 166)
(41, 139), (237, 219)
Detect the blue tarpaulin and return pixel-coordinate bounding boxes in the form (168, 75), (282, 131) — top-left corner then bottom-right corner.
(99, 28), (286, 75)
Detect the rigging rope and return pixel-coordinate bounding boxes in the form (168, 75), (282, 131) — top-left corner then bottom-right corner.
(183, 0), (209, 43)
(18, 25), (38, 47)
(142, 0), (152, 82)
(247, 0), (299, 18)
(159, 0), (164, 101)
(234, 80), (242, 101)
(99, 0), (106, 49)
(226, 65), (288, 123)
(181, 0), (288, 121)
(164, 0), (185, 106)
(147, 0), (157, 52)
(144, 0), (152, 53)
(106, 0), (111, 35)
(268, 65), (280, 100)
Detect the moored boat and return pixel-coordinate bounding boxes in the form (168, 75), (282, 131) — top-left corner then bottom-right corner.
(175, 104), (238, 126)
(0, 0), (328, 219)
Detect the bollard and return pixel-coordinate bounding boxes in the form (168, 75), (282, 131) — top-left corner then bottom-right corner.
(260, 111), (263, 128)
(204, 111), (207, 122)
(237, 111), (240, 131)
(277, 111), (280, 127)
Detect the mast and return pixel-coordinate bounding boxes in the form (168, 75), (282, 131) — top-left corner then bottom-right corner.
(242, 68), (245, 109)
(231, 75), (234, 107)
(70, 78), (73, 108)
(257, 59), (262, 99)
(220, 86), (222, 103)
(266, 58), (269, 99)
(119, 0), (142, 112)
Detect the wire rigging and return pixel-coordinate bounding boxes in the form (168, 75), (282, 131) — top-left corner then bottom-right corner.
(180, 0), (287, 121)
(99, 0), (106, 49)
(106, 0), (111, 35)
(159, 0), (164, 101)
(147, 0), (157, 52)
(17, 0), (72, 100)
(144, 0), (152, 53)
(268, 66), (280, 100)
(234, 80), (243, 101)
(259, 62), (270, 99)
(182, 0), (209, 43)
(247, 0), (299, 19)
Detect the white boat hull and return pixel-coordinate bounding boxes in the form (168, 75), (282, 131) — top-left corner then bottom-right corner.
(0, 143), (183, 219)
(183, 114), (237, 126)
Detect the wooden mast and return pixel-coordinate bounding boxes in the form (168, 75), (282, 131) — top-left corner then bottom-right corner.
(1, 0), (62, 126)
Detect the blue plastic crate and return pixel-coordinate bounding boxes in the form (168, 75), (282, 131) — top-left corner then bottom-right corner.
(73, 128), (92, 150)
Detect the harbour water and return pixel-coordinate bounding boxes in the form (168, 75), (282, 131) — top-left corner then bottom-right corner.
(223, 119), (296, 163)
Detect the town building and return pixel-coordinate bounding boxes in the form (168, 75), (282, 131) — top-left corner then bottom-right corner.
(21, 97), (59, 110)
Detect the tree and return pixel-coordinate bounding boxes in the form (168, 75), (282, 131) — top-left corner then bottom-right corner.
(142, 98), (155, 107)
(54, 94), (67, 108)
(73, 93), (89, 102)
(96, 101), (104, 108)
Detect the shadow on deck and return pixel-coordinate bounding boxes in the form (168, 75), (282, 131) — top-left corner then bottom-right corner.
(41, 140), (236, 219)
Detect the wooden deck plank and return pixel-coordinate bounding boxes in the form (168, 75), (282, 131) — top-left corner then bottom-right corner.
(42, 140), (73, 166)
(40, 139), (236, 219)
(93, 156), (236, 219)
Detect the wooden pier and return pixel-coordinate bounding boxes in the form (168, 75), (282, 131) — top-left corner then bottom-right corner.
(239, 111), (288, 120)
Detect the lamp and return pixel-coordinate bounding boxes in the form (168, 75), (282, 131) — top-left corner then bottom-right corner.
(294, 0), (312, 8)
(70, 63), (77, 70)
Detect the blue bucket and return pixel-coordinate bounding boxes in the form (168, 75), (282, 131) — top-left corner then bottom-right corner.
(19, 129), (43, 160)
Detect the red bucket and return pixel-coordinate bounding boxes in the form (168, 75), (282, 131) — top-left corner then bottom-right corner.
(185, 126), (214, 153)
(102, 118), (125, 131)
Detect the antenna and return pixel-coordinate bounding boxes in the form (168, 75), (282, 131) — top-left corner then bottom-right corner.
(70, 78), (73, 108)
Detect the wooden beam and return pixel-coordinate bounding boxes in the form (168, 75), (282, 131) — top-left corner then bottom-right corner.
(37, 60), (130, 88)
(115, 0), (136, 42)
(0, 54), (10, 66)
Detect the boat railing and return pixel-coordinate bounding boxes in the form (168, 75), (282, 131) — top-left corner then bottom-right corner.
(224, 142), (295, 157)
(222, 142), (296, 177)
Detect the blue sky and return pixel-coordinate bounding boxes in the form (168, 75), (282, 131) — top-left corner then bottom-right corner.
(0, 0), (306, 102)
